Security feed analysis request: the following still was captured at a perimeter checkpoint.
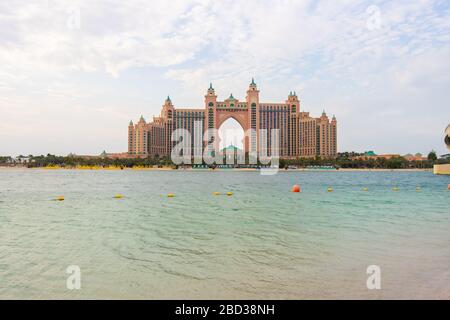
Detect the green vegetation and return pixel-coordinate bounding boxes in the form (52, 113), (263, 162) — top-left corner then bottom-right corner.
(279, 154), (443, 169)
(427, 150), (437, 162)
(4, 154), (174, 168)
(0, 152), (448, 169)
(0, 156), (13, 164)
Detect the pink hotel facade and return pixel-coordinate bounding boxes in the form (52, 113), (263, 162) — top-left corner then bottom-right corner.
(128, 79), (337, 159)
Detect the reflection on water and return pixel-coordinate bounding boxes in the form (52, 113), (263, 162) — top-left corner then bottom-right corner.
(0, 169), (449, 299)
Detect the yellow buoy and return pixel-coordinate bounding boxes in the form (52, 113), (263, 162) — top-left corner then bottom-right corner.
(213, 192), (221, 196)
(113, 194), (123, 199)
(167, 194), (174, 198)
(55, 196), (65, 201)
(327, 187), (333, 192)
(392, 187), (399, 192)
(226, 192), (233, 196)
(416, 186), (421, 192)
(363, 187), (369, 191)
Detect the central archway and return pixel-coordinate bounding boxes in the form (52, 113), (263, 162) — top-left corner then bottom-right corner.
(218, 117), (245, 151)
(216, 111), (249, 154)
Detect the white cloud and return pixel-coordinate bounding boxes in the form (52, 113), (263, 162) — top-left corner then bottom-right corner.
(0, 0), (449, 155)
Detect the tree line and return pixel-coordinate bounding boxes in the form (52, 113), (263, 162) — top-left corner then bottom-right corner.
(0, 151), (447, 169)
(280, 154), (443, 169)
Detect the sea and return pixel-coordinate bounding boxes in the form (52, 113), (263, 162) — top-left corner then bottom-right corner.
(0, 169), (449, 299)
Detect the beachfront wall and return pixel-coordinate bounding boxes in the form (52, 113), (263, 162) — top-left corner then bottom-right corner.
(433, 164), (450, 175)
(128, 80), (337, 159)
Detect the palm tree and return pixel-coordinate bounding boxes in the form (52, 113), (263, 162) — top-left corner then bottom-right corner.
(427, 150), (437, 162)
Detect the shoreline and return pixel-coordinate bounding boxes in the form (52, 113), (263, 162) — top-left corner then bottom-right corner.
(0, 166), (433, 172)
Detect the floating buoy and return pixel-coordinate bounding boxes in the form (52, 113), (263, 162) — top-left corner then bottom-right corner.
(167, 194), (174, 198)
(448, 184), (450, 190)
(392, 187), (399, 192)
(55, 196), (64, 201)
(327, 187), (333, 192)
(363, 187), (369, 191)
(226, 192), (233, 196)
(292, 185), (301, 193)
(113, 194), (123, 199)
(213, 192), (221, 196)
(416, 186), (421, 192)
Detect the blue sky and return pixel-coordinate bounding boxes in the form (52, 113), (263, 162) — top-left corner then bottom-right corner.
(0, 0), (449, 156)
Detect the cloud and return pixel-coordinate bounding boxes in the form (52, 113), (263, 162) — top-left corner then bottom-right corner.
(0, 0), (217, 77)
(0, 0), (449, 155)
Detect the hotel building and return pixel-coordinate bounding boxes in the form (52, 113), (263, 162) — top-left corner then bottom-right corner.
(128, 80), (337, 159)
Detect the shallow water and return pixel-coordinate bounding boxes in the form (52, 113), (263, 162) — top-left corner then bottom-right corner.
(0, 169), (449, 299)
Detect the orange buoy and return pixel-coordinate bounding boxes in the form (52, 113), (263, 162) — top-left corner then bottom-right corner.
(448, 184), (450, 190)
(292, 185), (301, 193)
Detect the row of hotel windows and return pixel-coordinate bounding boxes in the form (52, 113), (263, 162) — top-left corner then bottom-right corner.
(260, 105), (296, 112)
(162, 107), (302, 120)
(202, 104), (298, 112)
(214, 105), (286, 110)
(216, 104), (247, 108)
(174, 112), (205, 118)
(260, 111), (290, 130)
(130, 135), (333, 156)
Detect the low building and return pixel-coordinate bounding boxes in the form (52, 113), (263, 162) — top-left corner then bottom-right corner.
(403, 154), (427, 161)
(351, 153), (401, 160)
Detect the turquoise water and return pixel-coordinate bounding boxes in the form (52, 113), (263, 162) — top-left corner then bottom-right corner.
(0, 169), (449, 299)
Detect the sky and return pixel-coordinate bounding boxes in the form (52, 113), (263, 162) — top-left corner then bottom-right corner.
(0, 0), (449, 156)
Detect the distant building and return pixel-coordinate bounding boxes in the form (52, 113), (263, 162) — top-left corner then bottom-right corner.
(352, 152), (427, 161)
(364, 151), (377, 156)
(403, 154), (427, 161)
(69, 152), (139, 160)
(128, 80), (337, 159)
(352, 153), (401, 160)
(220, 145), (241, 154)
(105, 152), (139, 159)
(15, 156), (31, 163)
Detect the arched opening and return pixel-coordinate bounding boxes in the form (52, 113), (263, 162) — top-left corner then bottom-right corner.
(218, 117), (245, 152)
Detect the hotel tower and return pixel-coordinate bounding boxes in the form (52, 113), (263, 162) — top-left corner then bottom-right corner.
(128, 79), (337, 159)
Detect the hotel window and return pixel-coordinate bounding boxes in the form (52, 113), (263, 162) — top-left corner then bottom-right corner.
(251, 103), (257, 128)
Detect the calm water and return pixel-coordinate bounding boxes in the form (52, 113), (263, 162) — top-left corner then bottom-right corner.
(0, 169), (449, 299)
